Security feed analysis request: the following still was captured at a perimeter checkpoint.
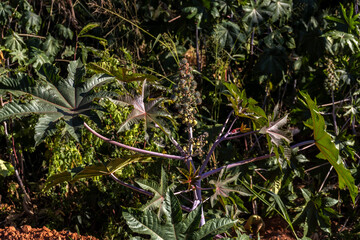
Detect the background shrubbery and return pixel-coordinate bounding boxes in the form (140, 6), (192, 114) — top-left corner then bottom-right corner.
(0, 0), (360, 239)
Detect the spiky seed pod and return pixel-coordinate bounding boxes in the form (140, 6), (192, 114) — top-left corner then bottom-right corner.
(195, 91), (200, 98)
(195, 98), (202, 105)
(181, 58), (188, 64)
(171, 94), (178, 101)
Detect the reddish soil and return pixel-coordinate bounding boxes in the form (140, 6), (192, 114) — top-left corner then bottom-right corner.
(0, 225), (99, 240)
(262, 216), (297, 240)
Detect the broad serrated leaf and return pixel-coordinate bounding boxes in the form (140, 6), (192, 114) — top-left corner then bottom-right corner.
(242, 0), (271, 27)
(209, 169), (251, 207)
(268, 0), (291, 23)
(212, 20), (245, 49)
(23, 10), (41, 33)
(4, 31), (25, 51)
(0, 61), (115, 145)
(43, 155), (151, 190)
(56, 24), (74, 40)
(135, 168), (176, 214)
(123, 190), (234, 239)
(43, 35), (61, 58)
(300, 92), (358, 203)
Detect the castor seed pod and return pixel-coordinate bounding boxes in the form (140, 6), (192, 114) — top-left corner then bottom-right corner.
(195, 91), (201, 98)
(181, 58), (188, 64)
(195, 98), (202, 105)
(171, 95), (178, 101)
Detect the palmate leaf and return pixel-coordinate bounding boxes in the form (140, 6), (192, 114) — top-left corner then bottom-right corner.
(269, 0), (292, 23)
(209, 169), (251, 207)
(259, 114), (292, 146)
(136, 168), (176, 214)
(9, 48), (28, 65)
(0, 61), (115, 145)
(116, 81), (174, 136)
(300, 92), (358, 203)
(56, 24), (74, 40)
(324, 30), (360, 53)
(23, 10), (41, 33)
(212, 20), (245, 49)
(43, 155), (152, 191)
(43, 35), (61, 58)
(123, 190), (236, 240)
(242, 0), (271, 27)
(4, 31), (25, 51)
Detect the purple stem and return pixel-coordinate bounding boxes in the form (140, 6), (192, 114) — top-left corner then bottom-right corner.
(201, 140), (315, 179)
(84, 122), (184, 160)
(110, 173), (153, 196)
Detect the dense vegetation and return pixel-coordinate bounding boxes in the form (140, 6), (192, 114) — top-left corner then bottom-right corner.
(0, 0), (360, 239)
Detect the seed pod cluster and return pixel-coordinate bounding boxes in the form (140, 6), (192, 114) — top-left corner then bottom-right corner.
(324, 59), (339, 93)
(173, 58), (202, 127)
(182, 132), (209, 157)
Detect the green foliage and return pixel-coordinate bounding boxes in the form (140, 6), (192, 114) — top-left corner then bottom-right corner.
(123, 190), (236, 239)
(135, 168), (175, 213)
(300, 92), (358, 203)
(0, 61), (115, 144)
(293, 189), (339, 236)
(44, 155), (152, 191)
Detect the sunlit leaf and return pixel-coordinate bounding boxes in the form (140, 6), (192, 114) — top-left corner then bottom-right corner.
(44, 155), (151, 190)
(123, 190), (235, 239)
(300, 92), (358, 203)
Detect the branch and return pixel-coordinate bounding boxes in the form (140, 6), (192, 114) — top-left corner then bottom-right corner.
(109, 173), (153, 197)
(201, 140), (316, 179)
(199, 111), (234, 174)
(84, 122), (184, 160)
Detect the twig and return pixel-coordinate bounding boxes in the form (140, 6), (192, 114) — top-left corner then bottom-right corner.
(109, 173), (153, 197)
(318, 166), (333, 192)
(84, 122), (184, 160)
(17, 33), (46, 39)
(319, 98), (350, 107)
(331, 90), (339, 135)
(199, 111), (234, 174)
(168, 15), (181, 23)
(305, 162), (330, 173)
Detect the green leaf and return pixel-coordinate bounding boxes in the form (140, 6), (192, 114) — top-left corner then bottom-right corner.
(56, 24), (74, 40)
(242, 0), (271, 27)
(191, 218), (236, 240)
(300, 92), (358, 203)
(268, 0), (291, 23)
(78, 23), (100, 37)
(0, 159), (14, 177)
(9, 48), (28, 65)
(0, 61), (115, 144)
(43, 155), (151, 190)
(212, 20), (245, 49)
(136, 168), (176, 214)
(116, 81), (174, 137)
(4, 31), (25, 51)
(23, 10), (41, 33)
(209, 169), (251, 207)
(43, 35), (61, 58)
(123, 190), (235, 239)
